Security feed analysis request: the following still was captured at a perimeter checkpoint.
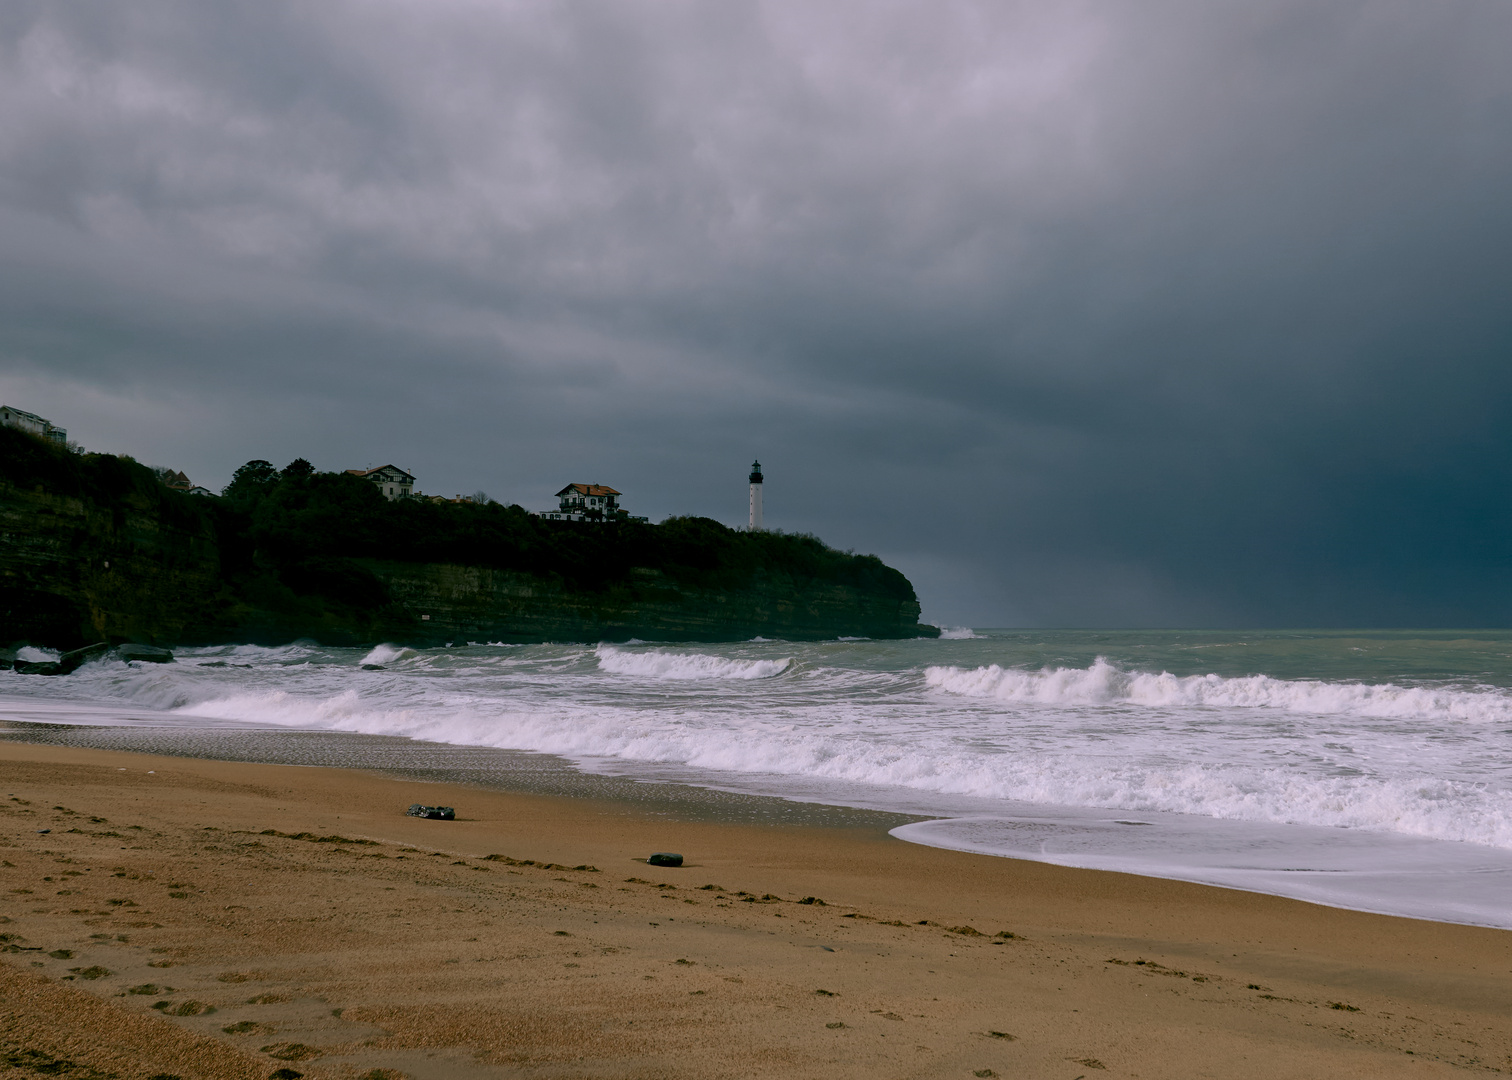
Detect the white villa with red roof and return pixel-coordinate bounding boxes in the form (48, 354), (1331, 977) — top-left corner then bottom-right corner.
(346, 464), (415, 500)
(534, 483), (633, 522)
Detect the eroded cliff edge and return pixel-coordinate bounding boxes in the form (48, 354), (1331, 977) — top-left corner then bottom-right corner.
(0, 428), (934, 647)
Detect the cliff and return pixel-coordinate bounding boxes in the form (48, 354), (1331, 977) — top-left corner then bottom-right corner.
(0, 427), (933, 648)
(358, 560), (925, 644)
(0, 435), (232, 646)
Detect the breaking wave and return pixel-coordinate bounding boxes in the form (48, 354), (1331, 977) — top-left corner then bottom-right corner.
(8, 635), (1512, 871)
(359, 643), (417, 666)
(926, 658), (1512, 723)
(157, 681), (1512, 849)
(594, 646), (790, 680)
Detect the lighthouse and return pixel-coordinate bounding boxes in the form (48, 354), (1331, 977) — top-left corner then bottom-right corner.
(748, 459), (763, 531)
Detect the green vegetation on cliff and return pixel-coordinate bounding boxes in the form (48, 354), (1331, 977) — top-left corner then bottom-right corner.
(0, 426), (933, 647)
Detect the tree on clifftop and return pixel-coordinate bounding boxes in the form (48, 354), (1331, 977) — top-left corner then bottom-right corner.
(282, 457), (315, 480)
(222, 459), (279, 501)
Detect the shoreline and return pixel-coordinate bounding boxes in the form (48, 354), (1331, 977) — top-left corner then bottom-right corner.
(7, 711), (1512, 935)
(0, 715), (926, 832)
(2, 738), (1509, 1078)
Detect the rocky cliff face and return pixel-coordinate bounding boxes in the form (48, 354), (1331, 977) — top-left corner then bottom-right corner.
(0, 472), (229, 647)
(1, 435), (933, 647)
(365, 560), (926, 643)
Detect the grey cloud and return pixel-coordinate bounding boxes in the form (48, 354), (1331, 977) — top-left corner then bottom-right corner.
(3, 1), (1512, 625)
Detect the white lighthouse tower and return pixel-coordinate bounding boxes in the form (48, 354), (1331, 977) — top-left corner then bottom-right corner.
(748, 459), (764, 531)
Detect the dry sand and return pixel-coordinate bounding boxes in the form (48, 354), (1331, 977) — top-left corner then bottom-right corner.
(1, 740), (1508, 1079)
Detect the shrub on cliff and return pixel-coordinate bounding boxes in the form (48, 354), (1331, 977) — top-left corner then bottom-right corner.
(0, 424), (214, 537)
(3, 437), (920, 642)
(222, 463), (916, 604)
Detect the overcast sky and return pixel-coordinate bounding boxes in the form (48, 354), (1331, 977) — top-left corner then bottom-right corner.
(3, 1), (1512, 627)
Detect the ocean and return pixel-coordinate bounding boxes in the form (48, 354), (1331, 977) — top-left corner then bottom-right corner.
(4, 628), (1511, 929)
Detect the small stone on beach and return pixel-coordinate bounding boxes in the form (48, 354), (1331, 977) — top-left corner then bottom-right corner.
(647, 852), (683, 867)
(405, 804), (455, 820)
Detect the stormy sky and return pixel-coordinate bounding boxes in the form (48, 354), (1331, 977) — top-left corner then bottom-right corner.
(3, 1), (1512, 627)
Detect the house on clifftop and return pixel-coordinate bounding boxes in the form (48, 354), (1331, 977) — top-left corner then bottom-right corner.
(346, 464), (415, 501)
(534, 483), (645, 523)
(0, 406), (66, 445)
(157, 469), (214, 496)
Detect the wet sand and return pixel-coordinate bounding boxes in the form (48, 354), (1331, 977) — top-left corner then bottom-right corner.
(2, 739), (1509, 1079)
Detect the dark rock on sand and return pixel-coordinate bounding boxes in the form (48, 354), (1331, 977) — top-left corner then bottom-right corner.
(648, 852), (684, 867)
(406, 804), (455, 820)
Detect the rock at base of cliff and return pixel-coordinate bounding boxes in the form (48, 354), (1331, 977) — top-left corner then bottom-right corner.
(115, 643), (174, 664)
(57, 642), (110, 674)
(12, 642), (108, 675)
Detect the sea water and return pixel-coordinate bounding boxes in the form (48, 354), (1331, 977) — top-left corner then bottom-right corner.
(3, 629), (1511, 929)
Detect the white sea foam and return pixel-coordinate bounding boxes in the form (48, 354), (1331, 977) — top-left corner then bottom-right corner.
(360, 643), (415, 666)
(892, 815), (1512, 930)
(178, 642), (317, 663)
(937, 627), (980, 640)
(148, 677), (1512, 850)
(926, 658), (1512, 723)
(594, 646), (790, 680)
(9, 633), (1512, 925)
(15, 646), (59, 662)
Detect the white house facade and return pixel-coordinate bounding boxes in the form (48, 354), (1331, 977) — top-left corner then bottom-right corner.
(533, 483), (645, 523)
(345, 464), (416, 500)
(1, 406), (66, 445)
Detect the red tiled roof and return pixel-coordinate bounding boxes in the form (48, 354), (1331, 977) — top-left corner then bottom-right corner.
(346, 464), (415, 480)
(556, 483), (621, 497)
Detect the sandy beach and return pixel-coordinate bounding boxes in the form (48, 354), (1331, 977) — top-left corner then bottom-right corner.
(2, 740), (1509, 1080)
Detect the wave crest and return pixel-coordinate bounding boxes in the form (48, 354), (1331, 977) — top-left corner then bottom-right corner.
(595, 646), (790, 680)
(360, 643), (415, 666)
(925, 658), (1512, 722)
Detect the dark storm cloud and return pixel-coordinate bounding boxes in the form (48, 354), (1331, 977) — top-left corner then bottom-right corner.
(3, 0), (1512, 626)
